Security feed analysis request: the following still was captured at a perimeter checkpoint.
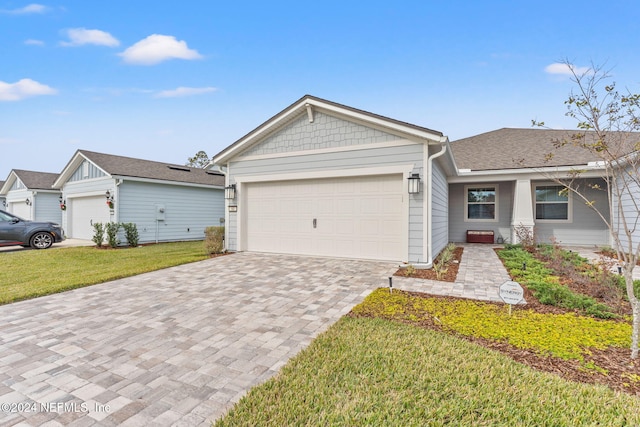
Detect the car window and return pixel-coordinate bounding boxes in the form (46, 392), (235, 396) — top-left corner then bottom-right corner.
(0, 211), (16, 222)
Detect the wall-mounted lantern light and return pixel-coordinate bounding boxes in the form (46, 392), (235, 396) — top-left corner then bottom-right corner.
(2, 200), (6, 207)
(25, 198), (32, 206)
(225, 184), (236, 200)
(407, 173), (421, 194)
(105, 190), (114, 209)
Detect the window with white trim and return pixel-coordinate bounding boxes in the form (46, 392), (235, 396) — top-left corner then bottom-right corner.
(535, 185), (569, 220)
(465, 186), (498, 221)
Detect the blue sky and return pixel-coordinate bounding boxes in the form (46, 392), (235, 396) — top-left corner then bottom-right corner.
(1, 0), (639, 178)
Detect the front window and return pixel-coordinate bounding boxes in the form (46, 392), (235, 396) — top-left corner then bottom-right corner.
(466, 186), (497, 221)
(535, 185), (569, 220)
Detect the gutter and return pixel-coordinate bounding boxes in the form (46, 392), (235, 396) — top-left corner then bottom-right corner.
(421, 143), (448, 268)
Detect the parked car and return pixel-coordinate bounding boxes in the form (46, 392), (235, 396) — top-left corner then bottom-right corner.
(0, 209), (65, 249)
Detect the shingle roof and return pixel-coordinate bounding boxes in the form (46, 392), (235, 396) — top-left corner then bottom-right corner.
(450, 128), (640, 171)
(12, 170), (59, 190)
(77, 150), (225, 186)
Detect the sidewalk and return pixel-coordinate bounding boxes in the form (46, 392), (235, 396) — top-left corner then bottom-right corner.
(392, 243), (511, 303)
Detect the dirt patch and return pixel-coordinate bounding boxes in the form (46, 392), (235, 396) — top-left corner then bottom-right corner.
(393, 247), (463, 282)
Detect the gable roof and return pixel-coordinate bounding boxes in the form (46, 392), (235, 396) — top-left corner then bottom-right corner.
(213, 95), (447, 164)
(0, 170), (59, 194)
(450, 128), (640, 172)
(54, 150), (225, 188)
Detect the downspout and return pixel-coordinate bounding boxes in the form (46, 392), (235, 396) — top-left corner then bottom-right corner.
(424, 143), (448, 267)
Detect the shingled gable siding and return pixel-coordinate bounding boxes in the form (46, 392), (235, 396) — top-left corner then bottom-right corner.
(118, 180), (224, 244)
(448, 182), (514, 243)
(10, 179), (26, 191)
(240, 111), (400, 158)
(69, 160), (107, 181)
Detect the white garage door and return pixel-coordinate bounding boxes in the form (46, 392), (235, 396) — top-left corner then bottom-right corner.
(69, 196), (112, 240)
(10, 202), (31, 220)
(245, 174), (404, 261)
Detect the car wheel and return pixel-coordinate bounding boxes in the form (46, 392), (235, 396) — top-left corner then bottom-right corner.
(30, 232), (54, 249)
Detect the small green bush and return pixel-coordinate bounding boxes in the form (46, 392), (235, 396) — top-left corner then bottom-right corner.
(204, 226), (225, 254)
(122, 222), (139, 247)
(91, 222), (105, 247)
(105, 222), (121, 248)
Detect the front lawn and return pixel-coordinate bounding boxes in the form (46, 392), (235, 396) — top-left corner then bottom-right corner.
(0, 241), (211, 304)
(216, 315), (640, 426)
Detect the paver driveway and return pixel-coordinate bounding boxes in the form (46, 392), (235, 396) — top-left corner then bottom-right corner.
(0, 252), (396, 426)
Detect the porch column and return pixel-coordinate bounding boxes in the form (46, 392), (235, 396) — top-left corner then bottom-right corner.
(511, 179), (535, 243)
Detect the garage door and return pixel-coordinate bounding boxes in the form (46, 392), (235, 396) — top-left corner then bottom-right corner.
(245, 175), (404, 261)
(69, 196), (112, 240)
(10, 202), (31, 220)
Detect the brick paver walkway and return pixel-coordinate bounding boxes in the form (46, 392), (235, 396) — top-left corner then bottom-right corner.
(0, 245), (510, 426)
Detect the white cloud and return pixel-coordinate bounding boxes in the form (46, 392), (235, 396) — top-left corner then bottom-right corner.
(155, 86), (217, 98)
(544, 63), (591, 76)
(0, 78), (57, 101)
(119, 34), (202, 65)
(61, 28), (119, 47)
(24, 39), (44, 46)
(1, 3), (48, 14)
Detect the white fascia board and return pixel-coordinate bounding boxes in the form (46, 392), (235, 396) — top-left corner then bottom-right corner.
(53, 152), (110, 188)
(110, 175), (225, 190)
(448, 165), (607, 183)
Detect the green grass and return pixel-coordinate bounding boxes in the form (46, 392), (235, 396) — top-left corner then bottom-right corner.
(0, 241), (209, 304)
(216, 317), (640, 426)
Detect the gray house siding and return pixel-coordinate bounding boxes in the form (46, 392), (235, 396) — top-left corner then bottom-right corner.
(34, 192), (62, 223)
(118, 181), (224, 244)
(69, 161), (107, 182)
(431, 159), (449, 256)
(533, 179), (609, 246)
(613, 166), (640, 250)
(448, 181), (514, 243)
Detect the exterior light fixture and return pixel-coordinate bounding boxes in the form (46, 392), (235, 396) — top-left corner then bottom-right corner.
(25, 198), (32, 206)
(2, 200), (6, 207)
(225, 184), (236, 200)
(407, 173), (421, 194)
(105, 190), (114, 209)
(59, 195), (66, 211)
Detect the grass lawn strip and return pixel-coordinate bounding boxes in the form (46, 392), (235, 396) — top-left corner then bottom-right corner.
(0, 241), (210, 304)
(216, 317), (640, 427)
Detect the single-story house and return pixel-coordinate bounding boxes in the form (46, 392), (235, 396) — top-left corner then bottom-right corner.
(53, 150), (225, 243)
(0, 170), (62, 223)
(212, 95), (456, 266)
(213, 96), (639, 265)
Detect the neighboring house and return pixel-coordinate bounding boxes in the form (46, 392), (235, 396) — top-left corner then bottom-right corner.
(448, 128), (635, 246)
(53, 150), (225, 243)
(0, 181), (5, 210)
(212, 95), (456, 266)
(0, 170), (62, 223)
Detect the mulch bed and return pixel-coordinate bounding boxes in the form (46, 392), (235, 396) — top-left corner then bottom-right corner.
(383, 245), (640, 396)
(393, 247), (463, 281)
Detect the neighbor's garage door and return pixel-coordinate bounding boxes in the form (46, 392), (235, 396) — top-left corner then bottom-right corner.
(245, 174), (404, 261)
(69, 196), (112, 240)
(10, 202), (31, 220)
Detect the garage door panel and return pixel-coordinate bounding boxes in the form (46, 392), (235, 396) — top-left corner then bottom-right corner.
(246, 174), (404, 261)
(10, 202), (31, 220)
(69, 196), (111, 240)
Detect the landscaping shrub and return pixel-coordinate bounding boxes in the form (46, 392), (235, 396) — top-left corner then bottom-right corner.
(498, 246), (617, 319)
(122, 222), (139, 247)
(91, 222), (105, 247)
(105, 222), (121, 248)
(204, 226), (225, 254)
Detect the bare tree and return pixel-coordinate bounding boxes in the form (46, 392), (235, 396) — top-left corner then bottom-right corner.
(186, 150), (210, 168)
(534, 60), (640, 358)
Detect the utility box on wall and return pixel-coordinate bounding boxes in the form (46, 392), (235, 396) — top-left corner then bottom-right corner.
(156, 204), (166, 221)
